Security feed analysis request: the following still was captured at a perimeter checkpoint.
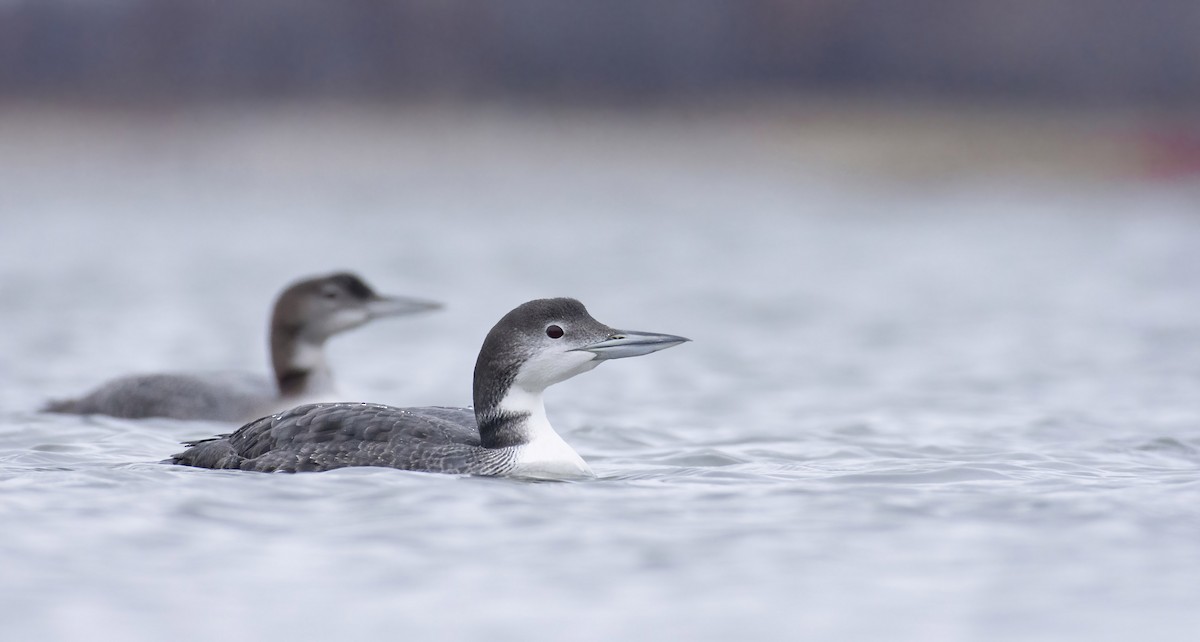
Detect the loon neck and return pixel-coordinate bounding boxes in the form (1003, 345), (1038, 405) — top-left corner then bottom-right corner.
(476, 386), (548, 448)
(476, 386), (592, 477)
(270, 327), (334, 399)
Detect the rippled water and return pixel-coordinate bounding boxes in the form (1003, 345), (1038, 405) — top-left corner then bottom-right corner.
(2, 109), (1200, 641)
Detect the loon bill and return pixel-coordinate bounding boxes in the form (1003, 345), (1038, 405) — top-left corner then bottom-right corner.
(43, 272), (441, 422)
(170, 297), (689, 479)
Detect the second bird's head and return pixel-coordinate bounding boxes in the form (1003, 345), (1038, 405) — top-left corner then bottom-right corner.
(274, 272), (442, 342)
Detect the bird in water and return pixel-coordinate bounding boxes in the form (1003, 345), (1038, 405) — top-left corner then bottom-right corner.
(170, 298), (689, 479)
(43, 272), (440, 422)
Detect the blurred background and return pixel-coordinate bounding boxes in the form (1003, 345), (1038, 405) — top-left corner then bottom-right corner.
(3, 1), (1200, 164)
(4, 0), (1200, 106)
(2, 0), (1199, 199)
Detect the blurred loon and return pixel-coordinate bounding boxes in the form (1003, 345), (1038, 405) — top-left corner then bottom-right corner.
(170, 298), (688, 479)
(44, 272), (440, 422)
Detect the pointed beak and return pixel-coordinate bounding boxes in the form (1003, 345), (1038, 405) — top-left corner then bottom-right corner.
(365, 295), (443, 319)
(572, 329), (691, 360)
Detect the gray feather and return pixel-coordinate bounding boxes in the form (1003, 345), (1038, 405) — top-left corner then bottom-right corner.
(170, 403), (517, 475)
(44, 372), (275, 422)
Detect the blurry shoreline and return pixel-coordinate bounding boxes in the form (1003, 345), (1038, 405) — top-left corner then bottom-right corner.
(3, 94), (1197, 183)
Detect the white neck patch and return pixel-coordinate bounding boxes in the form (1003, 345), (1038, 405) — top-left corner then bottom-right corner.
(498, 386), (593, 480)
(284, 340), (335, 397)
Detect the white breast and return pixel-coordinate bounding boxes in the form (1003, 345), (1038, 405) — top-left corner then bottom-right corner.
(510, 425), (594, 480)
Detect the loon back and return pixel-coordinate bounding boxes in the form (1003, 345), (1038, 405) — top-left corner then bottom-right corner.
(44, 373), (275, 422)
(169, 403), (505, 473)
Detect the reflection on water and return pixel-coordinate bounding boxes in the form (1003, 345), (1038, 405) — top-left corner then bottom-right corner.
(2, 106), (1200, 642)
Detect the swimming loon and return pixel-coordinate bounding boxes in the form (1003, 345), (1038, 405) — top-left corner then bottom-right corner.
(43, 272), (440, 422)
(170, 298), (688, 479)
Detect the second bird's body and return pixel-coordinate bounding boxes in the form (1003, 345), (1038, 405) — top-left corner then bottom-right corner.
(44, 272), (439, 422)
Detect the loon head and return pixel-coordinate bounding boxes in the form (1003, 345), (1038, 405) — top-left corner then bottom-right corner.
(272, 272), (441, 344)
(270, 272), (441, 398)
(472, 298), (689, 450)
(471, 298), (688, 476)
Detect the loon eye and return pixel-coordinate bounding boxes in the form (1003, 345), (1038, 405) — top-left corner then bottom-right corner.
(546, 324), (564, 339)
(322, 288), (340, 300)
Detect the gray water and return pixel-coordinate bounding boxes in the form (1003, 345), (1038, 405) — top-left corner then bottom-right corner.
(2, 108), (1200, 641)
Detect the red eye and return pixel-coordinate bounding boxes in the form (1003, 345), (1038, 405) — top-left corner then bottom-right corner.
(546, 325), (564, 339)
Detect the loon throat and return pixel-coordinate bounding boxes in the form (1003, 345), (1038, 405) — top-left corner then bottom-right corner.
(486, 387), (592, 478)
(273, 339), (333, 398)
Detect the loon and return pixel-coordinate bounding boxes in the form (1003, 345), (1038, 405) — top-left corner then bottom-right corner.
(43, 272), (440, 422)
(170, 298), (688, 479)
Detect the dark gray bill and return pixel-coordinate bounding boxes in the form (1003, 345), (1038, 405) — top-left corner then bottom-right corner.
(366, 295), (443, 318)
(573, 330), (691, 360)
